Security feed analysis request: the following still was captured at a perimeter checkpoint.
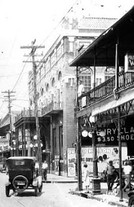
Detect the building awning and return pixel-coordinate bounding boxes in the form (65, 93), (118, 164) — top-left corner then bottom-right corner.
(70, 6), (134, 67)
(92, 87), (134, 116)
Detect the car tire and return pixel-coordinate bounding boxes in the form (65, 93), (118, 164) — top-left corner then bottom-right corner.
(5, 186), (10, 197)
(129, 195), (134, 207)
(13, 175), (28, 192)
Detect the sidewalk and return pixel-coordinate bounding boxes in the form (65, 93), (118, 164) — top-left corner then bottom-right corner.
(46, 173), (78, 183)
(46, 173), (129, 207)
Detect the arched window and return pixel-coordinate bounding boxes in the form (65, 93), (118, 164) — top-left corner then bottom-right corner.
(58, 71), (62, 81)
(51, 78), (55, 87)
(41, 87), (44, 96)
(46, 83), (49, 92)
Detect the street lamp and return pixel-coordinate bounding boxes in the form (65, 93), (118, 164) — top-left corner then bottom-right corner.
(89, 115), (101, 194)
(81, 115), (104, 194)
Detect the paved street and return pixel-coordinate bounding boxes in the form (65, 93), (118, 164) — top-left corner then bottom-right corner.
(0, 172), (114, 207)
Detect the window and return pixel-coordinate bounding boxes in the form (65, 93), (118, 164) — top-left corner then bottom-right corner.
(58, 71), (62, 81)
(46, 83), (49, 92)
(96, 78), (102, 86)
(80, 75), (91, 92)
(41, 88), (44, 96)
(105, 67), (115, 81)
(51, 78), (55, 87)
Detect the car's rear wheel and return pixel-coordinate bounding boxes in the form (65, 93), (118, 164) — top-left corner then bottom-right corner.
(5, 186), (10, 197)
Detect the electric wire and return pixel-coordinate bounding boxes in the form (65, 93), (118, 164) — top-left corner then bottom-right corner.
(0, 0), (79, 117)
(39, 0), (78, 47)
(36, 0), (79, 68)
(11, 56), (30, 92)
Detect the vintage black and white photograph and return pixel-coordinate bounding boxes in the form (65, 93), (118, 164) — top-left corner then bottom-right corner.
(0, 0), (134, 206)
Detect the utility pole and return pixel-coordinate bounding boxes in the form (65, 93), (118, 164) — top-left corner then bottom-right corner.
(76, 66), (82, 190)
(21, 39), (45, 175)
(2, 90), (16, 156)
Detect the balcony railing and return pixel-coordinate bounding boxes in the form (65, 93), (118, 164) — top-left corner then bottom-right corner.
(15, 109), (42, 122)
(41, 101), (63, 116)
(78, 72), (134, 110)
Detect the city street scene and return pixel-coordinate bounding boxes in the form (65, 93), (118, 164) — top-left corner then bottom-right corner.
(0, 0), (134, 206)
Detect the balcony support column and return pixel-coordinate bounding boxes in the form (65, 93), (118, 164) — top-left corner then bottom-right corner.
(114, 39), (119, 100)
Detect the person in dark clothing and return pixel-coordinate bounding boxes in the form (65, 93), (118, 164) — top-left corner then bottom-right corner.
(105, 160), (116, 194)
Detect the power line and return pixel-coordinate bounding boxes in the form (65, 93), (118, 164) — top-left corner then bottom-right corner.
(0, 72), (28, 77)
(11, 57), (29, 91)
(38, 0), (78, 47)
(0, 0), (79, 117)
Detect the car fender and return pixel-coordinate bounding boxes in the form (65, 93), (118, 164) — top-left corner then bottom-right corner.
(5, 181), (11, 187)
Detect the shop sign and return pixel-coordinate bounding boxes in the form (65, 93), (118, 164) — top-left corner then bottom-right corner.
(67, 148), (76, 177)
(96, 125), (134, 145)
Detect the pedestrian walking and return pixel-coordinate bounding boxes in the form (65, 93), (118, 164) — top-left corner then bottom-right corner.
(123, 160), (132, 192)
(105, 160), (116, 194)
(42, 160), (48, 181)
(35, 161), (39, 176)
(83, 163), (90, 191)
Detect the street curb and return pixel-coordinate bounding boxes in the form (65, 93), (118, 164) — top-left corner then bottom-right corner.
(69, 190), (128, 207)
(43, 180), (77, 184)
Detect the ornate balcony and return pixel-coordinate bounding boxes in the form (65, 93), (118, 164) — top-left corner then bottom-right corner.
(78, 71), (134, 110)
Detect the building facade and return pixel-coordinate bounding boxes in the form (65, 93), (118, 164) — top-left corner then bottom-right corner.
(70, 6), (134, 187)
(27, 16), (116, 176)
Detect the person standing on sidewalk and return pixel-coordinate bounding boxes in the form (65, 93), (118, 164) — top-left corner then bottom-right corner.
(105, 160), (116, 194)
(123, 160), (132, 192)
(42, 160), (48, 181)
(83, 163), (90, 191)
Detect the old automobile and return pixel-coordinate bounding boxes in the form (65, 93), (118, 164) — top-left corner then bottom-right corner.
(5, 156), (43, 197)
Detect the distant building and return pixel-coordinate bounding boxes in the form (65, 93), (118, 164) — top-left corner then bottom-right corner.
(0, 111), (19, 159)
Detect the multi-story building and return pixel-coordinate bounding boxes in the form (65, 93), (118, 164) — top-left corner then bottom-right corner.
(27, 15), (116, 176)
(70, 5), (134, 186)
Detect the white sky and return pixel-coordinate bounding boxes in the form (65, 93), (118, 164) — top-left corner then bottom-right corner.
(0, 0), (133, 118)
